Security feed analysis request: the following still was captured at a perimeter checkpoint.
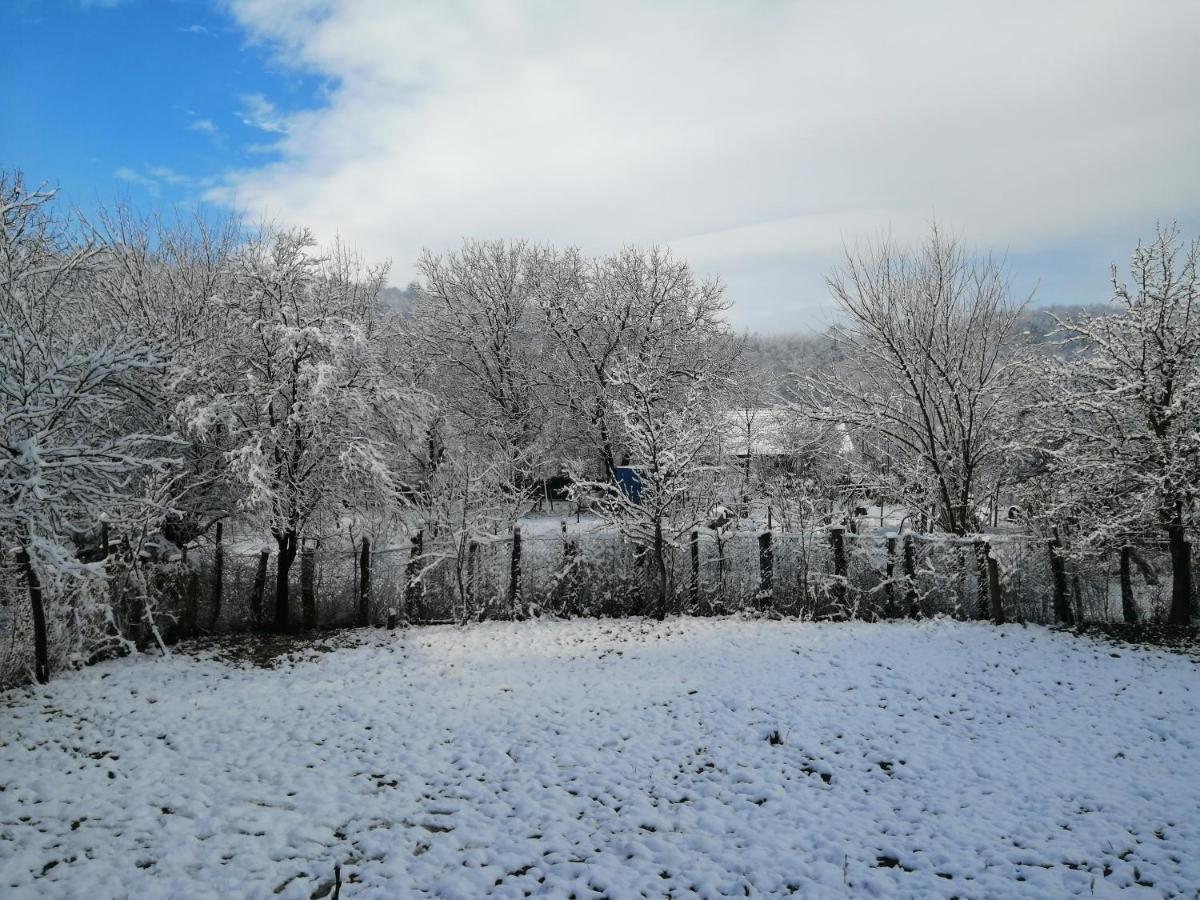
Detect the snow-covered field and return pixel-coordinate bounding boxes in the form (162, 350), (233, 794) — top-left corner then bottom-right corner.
(1, 620), (1197, 898)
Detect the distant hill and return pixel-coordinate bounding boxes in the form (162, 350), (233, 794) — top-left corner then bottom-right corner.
(379, 282), (422, 318)
(739, 302), (1115, 394)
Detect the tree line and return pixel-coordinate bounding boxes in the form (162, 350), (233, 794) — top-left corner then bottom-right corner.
(1, 168), (1196, 683)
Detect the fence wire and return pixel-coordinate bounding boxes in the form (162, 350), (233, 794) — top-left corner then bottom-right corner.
(1, 527), (1193, 686)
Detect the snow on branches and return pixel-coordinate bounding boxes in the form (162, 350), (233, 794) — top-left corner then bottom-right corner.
(1028, 224), (1199, 623)
(798, 224), (1026, 536)
(1, 173), (178, 681)
(181, 227), (428, 630)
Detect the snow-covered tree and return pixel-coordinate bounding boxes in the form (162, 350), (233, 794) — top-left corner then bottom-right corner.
(185, 228), (425, 630)
(412, 443), (532, 622)
(414, 240), (568, 487)
(1029, 225), (1198, 624)
(800, 225), (1026, 536)
(90, 205), (242, 550)
(0, 172), (176, 681)
(569, 361), (725, 620)
(543, 245), (736, 479)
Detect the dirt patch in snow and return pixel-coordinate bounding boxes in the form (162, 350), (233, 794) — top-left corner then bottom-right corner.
(1069, 622), (1200, 656)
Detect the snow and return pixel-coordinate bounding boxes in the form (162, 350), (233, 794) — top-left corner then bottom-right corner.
(1, 619), (1197, 898)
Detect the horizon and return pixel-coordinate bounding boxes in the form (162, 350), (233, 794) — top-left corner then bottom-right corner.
(4, 0), (1199, 332)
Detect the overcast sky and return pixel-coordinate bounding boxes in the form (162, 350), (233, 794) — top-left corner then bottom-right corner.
(5, 1), (1200, 331)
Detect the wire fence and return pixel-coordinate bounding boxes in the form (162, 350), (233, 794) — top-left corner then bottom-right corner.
(1, 526), (1194, 687)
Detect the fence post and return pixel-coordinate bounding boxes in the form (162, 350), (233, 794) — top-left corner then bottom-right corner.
(98, 520), (119, 640)
(757, 530), (774, 611)
(955, 546), (967, 619)
(300, 543), (317, 629)
(251, 549), (269, 629)
(17, 548), (50, 684)
(1189, 541), (1198, 623)
(715, 530), (726, 608)
(1119, 545), (1138, 624)
(690, 530), (701, 610)
(209, 521), (224, 631)
(467, 539), (480, 614)
(508, 525), (522, 617)
(358, 536), (371, 627)
(974, 540), (989, 620)
(829, 526), (847, 613)
(1048, 532), (1074, 626)
(560, 522), (579, 617)
(404, 529), (423, 625)
(884, 535), (897, 618)
(903, 534), (919, 617)
(986, 547), (1005, 625)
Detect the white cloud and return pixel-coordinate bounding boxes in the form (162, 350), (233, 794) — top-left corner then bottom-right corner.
(237, 93), (288, 134)
(147, 166), (193, 186)
(189, 118), (218, 135)
(115, 166), (213, 197)
(114, 166), (158, 194)
(214, 0), (1200, 330)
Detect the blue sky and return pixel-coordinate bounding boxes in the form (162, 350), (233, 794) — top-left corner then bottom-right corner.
(2, 0), (321, 208)
(3, 1), (1199, 331)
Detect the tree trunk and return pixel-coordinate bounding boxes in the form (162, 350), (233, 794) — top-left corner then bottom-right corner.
(209, 521), (225, 631)
(251, 549), (269, 629)
(974, 540), (989, 620)
(508, 526), (523, 618)
(300, 545), (317, 629)
(986, 549), (1005, 626)
(274, 531), (297, 632)
(715, 530), (726, 607)
(598, 412), (617, 481)
(405, 529), (424, 624)
(19, 548), (50, 685)
(653, 518), (668, 621)
(690, 530), (701, 612)
(467, 539), (479, 618)
(757, 530), (774, 611)
(955, 547), (967, 619)
(903, 534), (919, 618)
(884, 536), (897, 619)
(1119, 545), (1138, 624)
(1048, 532), (1074, 626)
(1167, 504), (1193, 625)
(829, 526), (847, 615)
(357, 537), (371, 627)
(559, 535), (579, 617)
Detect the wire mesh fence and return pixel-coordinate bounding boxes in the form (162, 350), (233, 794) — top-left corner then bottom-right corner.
(153, 527), (1200, 629)
(1, 525), (1193, 687)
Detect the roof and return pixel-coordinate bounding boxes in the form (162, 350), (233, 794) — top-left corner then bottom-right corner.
(722, 407), (793, 457)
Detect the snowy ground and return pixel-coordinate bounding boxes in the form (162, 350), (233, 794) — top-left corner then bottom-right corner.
(1, 620), (1197, 898)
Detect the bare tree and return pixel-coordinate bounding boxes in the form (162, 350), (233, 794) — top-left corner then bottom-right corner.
(544, 245), (736, 479)
(801, 225), (1026, 536)
(414, 240), (567, 487)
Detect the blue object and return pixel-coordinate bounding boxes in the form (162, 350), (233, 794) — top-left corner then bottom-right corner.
(613, 466), (642, 504)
